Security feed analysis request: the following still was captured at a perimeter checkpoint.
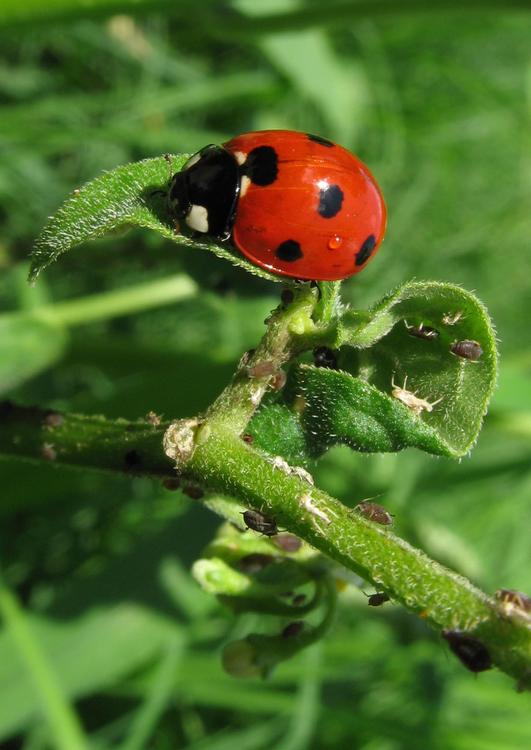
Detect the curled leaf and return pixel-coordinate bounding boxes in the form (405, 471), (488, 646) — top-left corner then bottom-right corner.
(251, 281), (497, 458)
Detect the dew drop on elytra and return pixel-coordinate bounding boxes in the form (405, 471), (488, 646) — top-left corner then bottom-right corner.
(328, 235), (343, 251)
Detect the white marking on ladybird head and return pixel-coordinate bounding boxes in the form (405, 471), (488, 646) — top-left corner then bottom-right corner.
(185, 204), (209, 233)
(234, 150), (246, 166)
(240, 175), (251, 198)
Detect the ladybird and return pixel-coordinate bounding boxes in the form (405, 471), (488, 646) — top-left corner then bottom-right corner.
(168, 130), (387, 281)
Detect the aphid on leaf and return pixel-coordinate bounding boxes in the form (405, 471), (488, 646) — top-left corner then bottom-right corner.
(247, 360), (276, 378)
(270, 369), (287, 391)
(404, 321), (439, 341)
(238, 553), (276, 574)
(391, 375), (443, 416)
(271, 534), (302, 553)
(442, 311), (464, 326)
(282, 621), (304, 638)
(313, 346), (339, 369)
(450, 339), (483, 361)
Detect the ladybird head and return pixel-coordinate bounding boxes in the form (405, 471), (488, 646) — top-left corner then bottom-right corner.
(168, 145), (240, 237)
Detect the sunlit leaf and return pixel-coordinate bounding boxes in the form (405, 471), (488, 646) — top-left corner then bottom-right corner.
(250, 282), (497, 459)
(29, 156), (280, 283)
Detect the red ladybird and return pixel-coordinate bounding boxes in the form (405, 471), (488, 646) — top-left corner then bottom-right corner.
(168, 130), (387, 281)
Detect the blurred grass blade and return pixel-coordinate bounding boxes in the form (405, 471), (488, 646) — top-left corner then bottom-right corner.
(236, 0), (368, 145)
(120, 636), (183, 750)
(0, 604), (178, 742)
(275, 645), (321, 750)
(0, 577), (88, 750)
(0, 313), (66, 395)
(0, 0), (172, 26)
(30, 157), (280, 283)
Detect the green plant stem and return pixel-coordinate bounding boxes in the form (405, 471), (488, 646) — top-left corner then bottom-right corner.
(205, 284), (319, 433)
(186, 425), (531, 688)
(0, 575), (88, 750)
(2, 403), (530, 686)
(0, 402), (172, 477)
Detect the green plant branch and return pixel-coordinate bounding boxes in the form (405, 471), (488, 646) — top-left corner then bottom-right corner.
(1, 279), (526, 687)
(0, 402), (173, 477)
(183, 426), (530, 688)
(205, 284), (321, 433)
(2, 404), (530, 686)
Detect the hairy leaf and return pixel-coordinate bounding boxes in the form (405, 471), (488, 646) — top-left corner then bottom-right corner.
(252, 282), (497, 458)
(30, 156), (280, 283)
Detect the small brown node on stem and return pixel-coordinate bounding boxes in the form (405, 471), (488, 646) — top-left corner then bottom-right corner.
(41, 442), (57, 461)
(145, 410), (162, 426)
(42, 411), (64, 429)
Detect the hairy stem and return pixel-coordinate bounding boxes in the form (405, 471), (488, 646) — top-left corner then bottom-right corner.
(205, 284), (319, 433)
(0, 402), (172, 477)
(185, 426), (531, 688)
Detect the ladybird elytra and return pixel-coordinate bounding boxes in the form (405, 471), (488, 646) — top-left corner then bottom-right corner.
(168, 130), (387, 281)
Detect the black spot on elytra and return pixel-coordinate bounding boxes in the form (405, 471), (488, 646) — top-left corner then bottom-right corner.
(318, 184), (343, 218)
(307, 133), (334, 148)
(355, 234), (376, 266)
(243, 145), (278, 186)
(276, 240), (303, 262)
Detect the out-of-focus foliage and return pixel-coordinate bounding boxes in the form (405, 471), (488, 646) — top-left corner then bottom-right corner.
(0, 2), (530, 748)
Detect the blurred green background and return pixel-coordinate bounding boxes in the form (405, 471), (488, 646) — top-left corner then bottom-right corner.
(1, 1), (530, 748)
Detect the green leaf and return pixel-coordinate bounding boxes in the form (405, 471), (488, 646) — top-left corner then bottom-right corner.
(290, 365), (460, 457)
(29, 156), (280, 283)
(338, 279), (496, 351)
(251, 281), (497, 458)
(0, 313), (67, 394)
